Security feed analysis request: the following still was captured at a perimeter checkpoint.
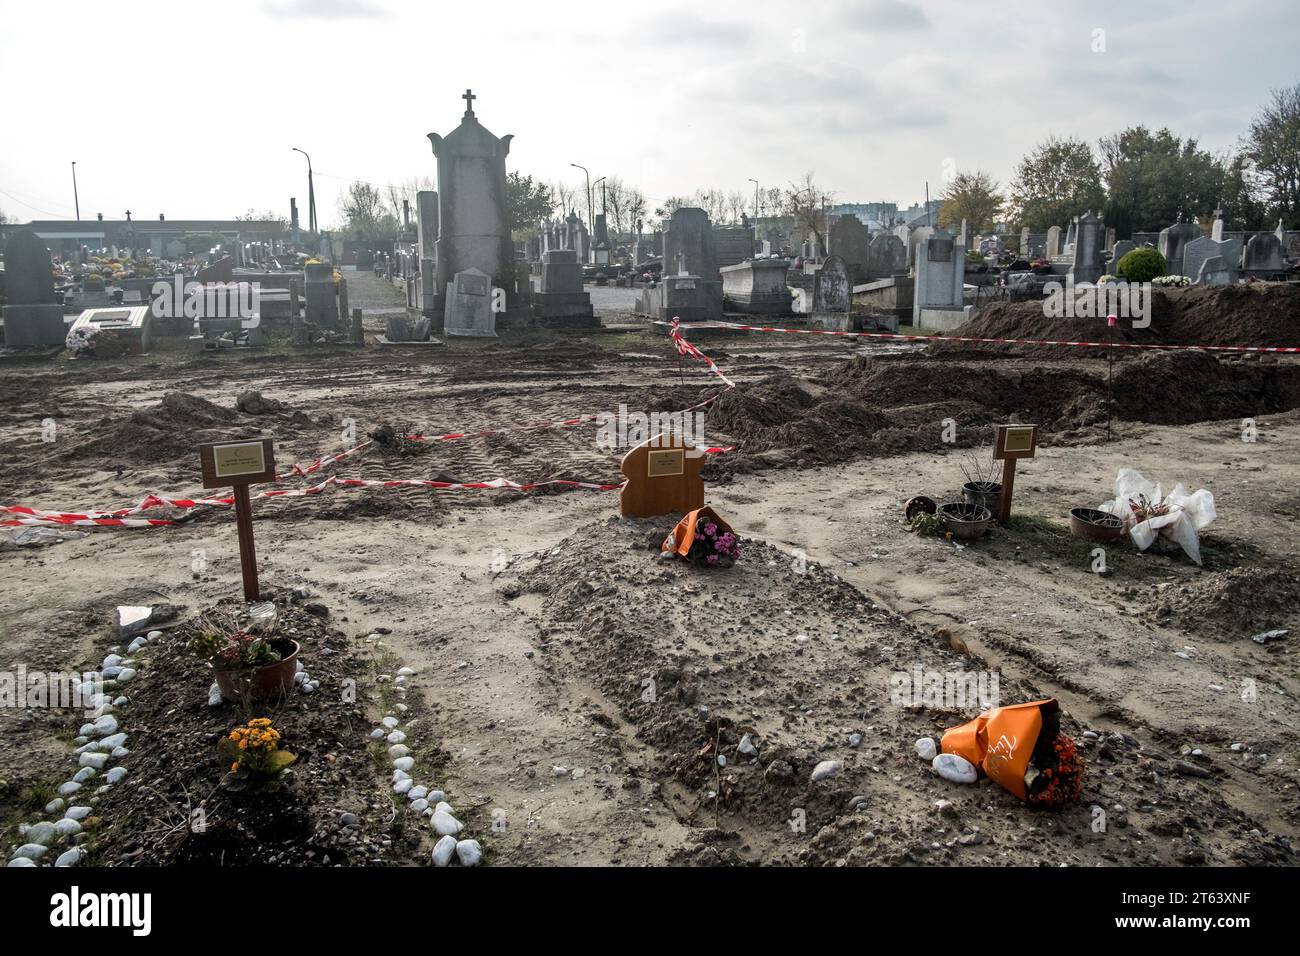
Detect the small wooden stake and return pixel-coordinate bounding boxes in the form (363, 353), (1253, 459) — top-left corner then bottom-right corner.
(233, 484), (259, 601)
(992, 423), (1038, 523)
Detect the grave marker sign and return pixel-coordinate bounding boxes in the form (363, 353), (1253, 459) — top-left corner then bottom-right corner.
(199, 438), (275, 601)
(619, 434), (704, 518)
(992, 424), (1038, 521)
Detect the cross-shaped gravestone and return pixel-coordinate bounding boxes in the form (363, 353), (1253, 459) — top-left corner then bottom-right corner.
(463, 88), (476, 113)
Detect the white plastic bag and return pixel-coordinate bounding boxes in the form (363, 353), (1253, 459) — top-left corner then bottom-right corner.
(1098, 469), (1216, 565)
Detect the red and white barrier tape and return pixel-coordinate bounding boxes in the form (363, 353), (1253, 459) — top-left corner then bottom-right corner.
(693, 319), (1300, 354)
(668, 318), (738, 388)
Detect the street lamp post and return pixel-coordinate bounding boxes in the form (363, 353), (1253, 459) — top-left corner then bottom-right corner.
(570, 163), (592, 234)
(71, 162), (80, 221)
(748, 178), (759, 239)
(292, 148), (317, 235)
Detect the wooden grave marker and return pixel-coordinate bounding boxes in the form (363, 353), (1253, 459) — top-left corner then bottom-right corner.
(992, 423), (1038, 521)
(199, 438), (276, 601)
(619, 434), (705, 518)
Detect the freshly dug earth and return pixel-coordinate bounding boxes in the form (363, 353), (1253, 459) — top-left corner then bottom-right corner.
(704, 351), (1300, 468)
(1155, 566), (1300, 640)
(509, 517), (1291, 866)
(949, 284), (1300, 358)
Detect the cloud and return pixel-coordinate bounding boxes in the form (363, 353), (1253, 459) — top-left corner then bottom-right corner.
(261, 0), (390, 20)
(655, 16), (755, 50)
(844, 0), (930, 32)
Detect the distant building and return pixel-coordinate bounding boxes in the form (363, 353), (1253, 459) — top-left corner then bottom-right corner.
(830, 202), (899, 231)
(2, 217), (287, 260)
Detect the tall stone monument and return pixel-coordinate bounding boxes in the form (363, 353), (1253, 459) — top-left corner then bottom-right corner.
(427, 90), (514, 319)
(2, 231), (66, 347)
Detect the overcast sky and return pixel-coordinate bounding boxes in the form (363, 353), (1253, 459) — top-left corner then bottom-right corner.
(2, 0), (1297, 226)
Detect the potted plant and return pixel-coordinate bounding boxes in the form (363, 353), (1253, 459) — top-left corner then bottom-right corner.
(960, 448), (1003, 518)
(188, 612), (300, 703)
(218, 717), (297, 792)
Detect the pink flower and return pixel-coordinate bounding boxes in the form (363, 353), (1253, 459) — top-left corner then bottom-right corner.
(704, 522), (717, 536)
(707, 554), (719, 566)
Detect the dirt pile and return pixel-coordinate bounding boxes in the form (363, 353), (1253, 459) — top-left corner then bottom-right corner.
(1157, 566), (1300, 638)
(62, 391), (248, 464)
(506, 517), (1270, 865)
(951, 284), (1300, 358)
(702, 352), (1300, 468)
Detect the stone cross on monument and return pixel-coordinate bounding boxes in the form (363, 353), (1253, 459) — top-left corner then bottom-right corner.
(462, 88), (476, 115)
(676, 250), (687, 276)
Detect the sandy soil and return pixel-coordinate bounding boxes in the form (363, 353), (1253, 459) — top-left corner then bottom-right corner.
(1, 273), (1296, 866)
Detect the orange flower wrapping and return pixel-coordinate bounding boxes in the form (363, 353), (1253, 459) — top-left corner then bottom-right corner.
(662, 506), (732, 557)
(940, 699), (1054, 801)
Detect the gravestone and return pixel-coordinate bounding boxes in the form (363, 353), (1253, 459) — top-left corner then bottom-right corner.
(907, 226), (934, 267)
(619, 434), (705, 519)
(829, 215), (870, 282)
(663, 208), (718, 280)
(1020, 226), (1030, 256)
(1107, 240), (1136, 275)
(1183, 235), (1242, 284)
(427, 90), (515, 315)
(1, 231), (66, 347)
(533, 249), (596, 327)
(867, 233), (907, 279)
(1158, 217), (1202, 277)
(416, 189), (439, 318)
(1211, 208), (1225, 242)
(1197, 255), (1233, 286)
(303, 262), (338, 331)
(1068, 210), (1104, 284)
(912, 228), (968, 331)
(1242, 232), (1285, 274)
(443, 267), (496, 337)
(809, 255), (852, 331)
(640, 207), (722, 322)
(1045, 225), (1061, 259)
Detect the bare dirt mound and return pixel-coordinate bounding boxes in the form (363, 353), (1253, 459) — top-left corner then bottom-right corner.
(1157, 566), (1300, 639)
(508, 517), (1281, 865)
(62, 392), (249, 465)
(703, 352), (1300, 469)
(951, 284), (1300, 358)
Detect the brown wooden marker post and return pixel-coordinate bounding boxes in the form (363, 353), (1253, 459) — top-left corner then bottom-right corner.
(992, 423), (1038, 522)
(199, 438), (276, 602)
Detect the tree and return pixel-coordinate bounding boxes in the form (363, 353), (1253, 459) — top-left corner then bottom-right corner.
(235, 208), (286, 224)
(551, 180), (578, 220)
(654, 196), (688, 219)
(725, 190), (748, 224)
(1218, 153), (1268, 231)
(338, 181), (397, 242)
(1242, 83), (1300, 228)
(384, 176), (435, 226)
(1098, 126), (1225, 235)
(505, 172), (554, 237)
(1008, 135), (1105, 231)
(937, 170), (1003, 232)
(783, 172), (835, 250)
(603, 177), (647, 239)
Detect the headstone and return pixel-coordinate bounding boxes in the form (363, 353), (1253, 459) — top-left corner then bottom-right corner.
(1045, 225), (1062, 259)
(427, 90), (514, 315)
(1196, 255), (1233, 286)
(416, 190), (439, 317)
(1243, 232), (1285, 274)
(912, 228), (968, 331)
(303, 262), (338, 331)
(1020, 226), (1030, 257)
(828, 215), (870, 281)
(1211, 208), (1225, 242)
(533, 250), (596, 327)
(1068, 210), (1104, 285)
(809, 255), (852, 331)
(1107, 239), (1136, 275)
(663, 208), (718, 280)
(443, 268), (496, 337)
(867, 232), (907, 279)
(1182, 235), (1242, 284)
(1158, 217), (1202, 277)
(1, 231), (66, 347)
(619, 435), (705, 519)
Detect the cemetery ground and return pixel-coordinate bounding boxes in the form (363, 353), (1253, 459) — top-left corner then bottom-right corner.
(1, 277), (1298, 866)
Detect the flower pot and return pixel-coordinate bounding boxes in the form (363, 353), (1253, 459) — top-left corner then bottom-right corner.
(212, 638), (300, 704)
(938, 503), (993, 540)
(962, 481), (1003, 518)
(1069, 507), (1124, 543)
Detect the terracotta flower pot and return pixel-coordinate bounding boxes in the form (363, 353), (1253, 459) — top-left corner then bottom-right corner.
(212, 638), (300, 704)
